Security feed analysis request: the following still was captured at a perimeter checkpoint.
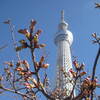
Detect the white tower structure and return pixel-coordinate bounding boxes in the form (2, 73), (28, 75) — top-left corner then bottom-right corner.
(54, 10), (73, 97)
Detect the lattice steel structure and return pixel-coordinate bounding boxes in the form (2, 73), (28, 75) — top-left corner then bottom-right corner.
(54, 10), (73, 97)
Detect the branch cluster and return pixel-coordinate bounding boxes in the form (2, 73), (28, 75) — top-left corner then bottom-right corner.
(0, 20), (99, 100)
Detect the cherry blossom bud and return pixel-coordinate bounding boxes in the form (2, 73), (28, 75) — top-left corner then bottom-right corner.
(31, 19), (37, 26)
(23, 83), (35, 89)
(19, 71), (25, 75)
(42, 64), (49, 68)
(23, 60), (30, 70)
(15, 46), (23, 52)
(80, 63), (85, 70)
(18, 29), (28, 35)
(4, 68), (10, 73)
(25, 32), (31, 39)
(31, 78), (38, 87)
(69, 69), (76, 78)
(4, 61), (14, 67)
(33, 35), (38, 43)
(15, 67), (23, 71)
(36, 29), (42, 36)
(69, 68), (73, 73)
(19, 40), (26, 44)
(30, 19), (37, 31)
(16, 44), (28, 52)
(18, 29), (31, 39)
(92, 33), (96, 38)
(39, 82), (44, 88)
(16, 60), (23, 66)
(79, 71), (86, 77)
(40, 56), (45, 64)
(39, 44), (46, 48)
(73, 60), (79, 69)
(35, 62), (39, 68)
(85, 76), (91, 81)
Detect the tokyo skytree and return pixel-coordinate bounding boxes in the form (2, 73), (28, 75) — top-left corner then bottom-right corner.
(54, 10), (74, 98)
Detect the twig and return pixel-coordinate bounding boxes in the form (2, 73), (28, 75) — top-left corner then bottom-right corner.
(8, 20), (21, 61)
(1, 87), (33, 99)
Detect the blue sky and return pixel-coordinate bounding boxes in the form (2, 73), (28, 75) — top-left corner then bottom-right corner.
(0, 0), (100, 99)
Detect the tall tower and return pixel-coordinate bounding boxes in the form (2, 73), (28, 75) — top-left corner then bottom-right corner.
(54, 10), (73, 98)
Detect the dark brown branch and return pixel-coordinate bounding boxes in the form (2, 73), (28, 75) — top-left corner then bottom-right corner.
(91, 45), (100, 100)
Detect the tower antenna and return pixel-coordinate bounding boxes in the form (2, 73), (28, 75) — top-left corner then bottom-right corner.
(61, 10), (64, 22)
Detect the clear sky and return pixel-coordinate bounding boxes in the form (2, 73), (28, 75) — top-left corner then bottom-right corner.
(0, 0), (100, 99)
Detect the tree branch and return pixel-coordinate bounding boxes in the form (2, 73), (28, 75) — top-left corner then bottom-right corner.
(91, 45), (100, 100)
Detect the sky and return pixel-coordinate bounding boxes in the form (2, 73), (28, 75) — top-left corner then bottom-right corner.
(0, 0), (100, 100)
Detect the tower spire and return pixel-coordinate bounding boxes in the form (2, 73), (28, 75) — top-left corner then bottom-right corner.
(61, 10), (64, 23)
(54, 10), (74, 98)
(58, 10), (68, 31)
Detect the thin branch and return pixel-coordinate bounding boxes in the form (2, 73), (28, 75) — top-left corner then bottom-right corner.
(0, 44), (8, 50)
(8, 20), (21, 61)
(1, 87), (33, 100)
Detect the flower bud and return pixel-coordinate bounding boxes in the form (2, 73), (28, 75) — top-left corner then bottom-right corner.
(79, 71), (86, 77)
(30, 19), (37, 31)
(4, 61), (14, 67)
(18, 29), (28, 35)
(42, 64), (49, 68)
(39, 44), (46, 48)
(73, 60), (79, 69)
(35, 62), (39, 67)
(92, 33), (96, 38)
(23, 60), (30, 70)
(40, 56), (45, 64)
(16, 67), (23, 71)
(36, 29), (42, 36)
(23, 82), (35, 89)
